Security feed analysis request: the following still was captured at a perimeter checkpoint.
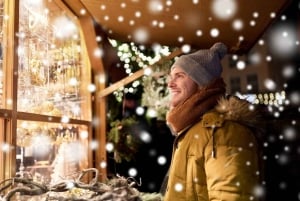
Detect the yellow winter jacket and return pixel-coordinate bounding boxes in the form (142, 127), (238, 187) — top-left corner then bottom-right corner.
(164, 97), (261, 201)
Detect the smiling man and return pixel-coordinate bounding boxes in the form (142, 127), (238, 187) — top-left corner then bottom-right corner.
(162, 43), (262, 201)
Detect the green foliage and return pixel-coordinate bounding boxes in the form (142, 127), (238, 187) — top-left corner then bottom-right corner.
(107, 117), (141, 163)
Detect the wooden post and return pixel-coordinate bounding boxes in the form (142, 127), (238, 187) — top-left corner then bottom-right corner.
(58, 0), (183, 182)
(0, 0), (19, 181)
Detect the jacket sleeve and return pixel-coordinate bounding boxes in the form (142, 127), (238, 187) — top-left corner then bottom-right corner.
(203, 121), (261, 201)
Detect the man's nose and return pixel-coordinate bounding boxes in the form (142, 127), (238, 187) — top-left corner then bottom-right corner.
(167, 78), (175, 88)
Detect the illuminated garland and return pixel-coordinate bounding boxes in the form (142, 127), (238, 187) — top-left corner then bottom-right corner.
(110, 40), (173, 120)
(110, 39), (172, 102)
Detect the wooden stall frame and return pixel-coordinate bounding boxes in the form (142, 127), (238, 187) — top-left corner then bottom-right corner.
(0, 0), (19, 181)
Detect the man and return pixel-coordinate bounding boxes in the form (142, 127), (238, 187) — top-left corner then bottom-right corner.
(162, 42), (262, 201)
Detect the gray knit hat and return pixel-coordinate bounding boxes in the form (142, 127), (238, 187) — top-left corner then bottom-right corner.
(172, 42), (227, 86)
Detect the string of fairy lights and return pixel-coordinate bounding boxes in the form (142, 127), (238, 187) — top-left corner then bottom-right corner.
(109, 39), (172, 102)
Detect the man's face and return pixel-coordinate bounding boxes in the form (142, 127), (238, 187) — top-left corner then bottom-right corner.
(167, 66), (199, 108)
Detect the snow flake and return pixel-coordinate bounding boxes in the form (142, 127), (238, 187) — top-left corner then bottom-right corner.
(146, 108), (157, 118)
(173, 14), (180, 20)
(174, 182), (184, 192)
(181, 44), (191, 53)
(196, 29), (203, 37)
(284, 146), (290, 152)
(136, 106), (145, 116)
(277, 153), (289, 165)
(30, 134), (52, 157)
(133, 27), (149, 43)
(273, 111), (280, 118)
(279, 181), (287, 190)
(100, 4), (106, 10)
(270, 12), (276, 18)
(135, 11), (142, 18)
(148, 0), (164, 14)
(61, 115), (70, 123)
(53, 16), (77, 39)
(139, 131), (152, 143)
(79, 9), (86, 15)
(94, 47), (104, 58)
(282, 65), (296, 79)
(104, 15), (109, 21)
(177, 36), (184, 43)
(59, 141), (87, 163)
(158, 21), (165, 28)
(66, 181), (75, 189)
(100, 161), (107, 169)
(269, 24), (298, 58)
(253, 12), (259, 18)
(249, 20), (256, 27)
(253, 185), (265, 198)
(90, 140), (100, 152)
(120, 2), (126, 8)
(87, 83), (96, 92)
(246, 161), (251, 166)
(157, 155), (167, 165)
(232, 19), (244, 31)
(281, 15), (287, 21)
(264, 78), (276, 91)
(117, 16), (124, 22)
(283, 126), (297, 141)
(289, 91), (300, 105)
(249, 52), (262, 64)
(106, 142), (114, 152)
(128, 167), (138, 177)
(258, 39), (265, 45)
(210, 28), (220, 37)
(212, 0), (237, 20)
(149, 149), (157, 157)
(236, 60), (246, 70)
(239, 36), (245, 41)
(1, 143), (11, 153)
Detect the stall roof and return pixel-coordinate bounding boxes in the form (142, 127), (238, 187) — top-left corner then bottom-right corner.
(63, 0), (291, 54)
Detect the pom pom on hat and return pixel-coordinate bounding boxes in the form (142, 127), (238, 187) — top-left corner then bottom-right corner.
(172, 42), (228, 86)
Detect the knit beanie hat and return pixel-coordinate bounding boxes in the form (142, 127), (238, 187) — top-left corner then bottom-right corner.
(171, 42), (227, 86)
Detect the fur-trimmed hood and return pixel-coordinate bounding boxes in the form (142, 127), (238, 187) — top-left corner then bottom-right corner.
(215, 95), (262, 131)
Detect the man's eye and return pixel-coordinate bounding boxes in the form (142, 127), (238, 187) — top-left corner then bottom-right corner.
(168, 73), (185, 81)
(175, 74), (184, 79)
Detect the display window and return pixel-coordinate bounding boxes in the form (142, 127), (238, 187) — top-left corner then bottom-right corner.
(16, 120), (89, 184)
(0, 0), (93, 183)
(17, 0), (91, 120)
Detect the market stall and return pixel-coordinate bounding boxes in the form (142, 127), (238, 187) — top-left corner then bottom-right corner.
(0, 0), (293, 199)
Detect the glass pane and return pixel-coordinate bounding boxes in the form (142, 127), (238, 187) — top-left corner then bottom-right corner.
(17, 0), (91, 120)
(16, 120), (89, 184)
